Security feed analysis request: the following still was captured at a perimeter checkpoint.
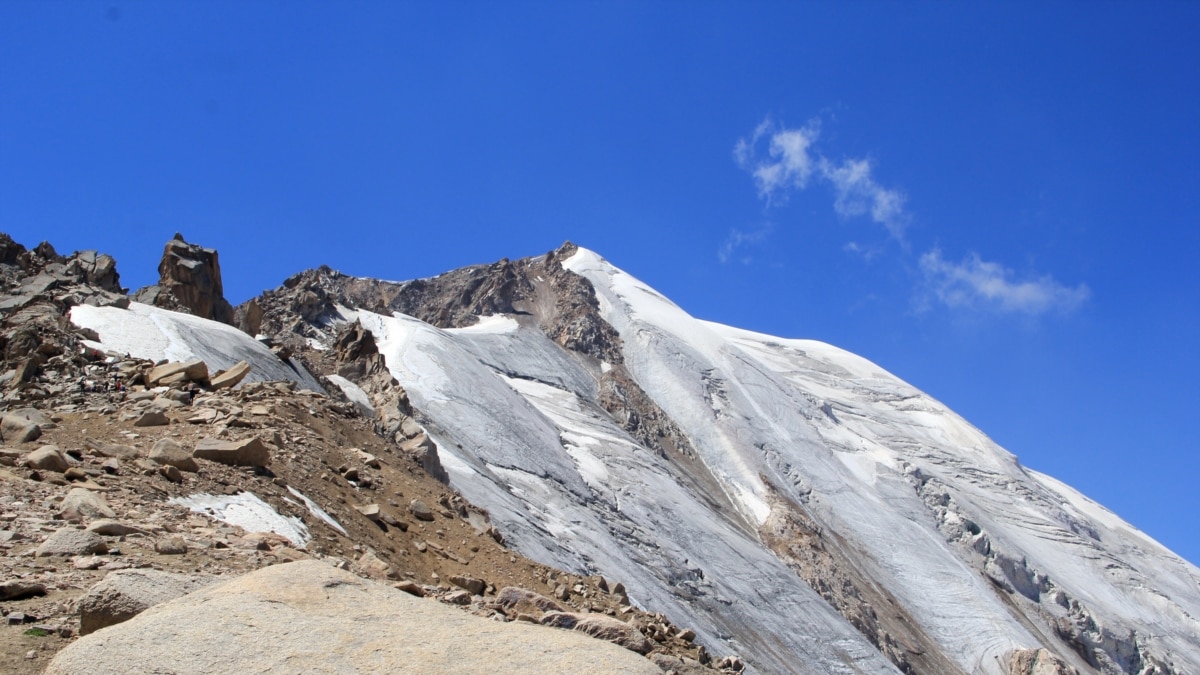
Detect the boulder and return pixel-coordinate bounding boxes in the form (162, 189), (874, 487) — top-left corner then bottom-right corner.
(58, 488), (117, 521)
(449, 575), (486, 596)
(1, 413), (41, 443)
(192, 436), (270, 467)
(540, 611), (654, 655)
(1006, 648), (1080, 675)
(77, 569), (212, 636)
(149, 438), (199, 472)
(209, 361), (251, 390)
(46, 561), (659, 675)
(133, 409), (170, 427)
(650, 654), (712, 675)
(36, 528), (108, 557)
(84, 438), (139, 459)
(146, 360), (208, 387)
(25, 445), (68, 472)
(0, 580), (47, 601)
(355, 550), (391, 579)
(86, 520), (149, 537)
(154, 536), (188, 555)
(5, 408), (50, 426)
(399, 432), (448, 479)
(495, 586), (567, 615)
(409, 499), (435, 522)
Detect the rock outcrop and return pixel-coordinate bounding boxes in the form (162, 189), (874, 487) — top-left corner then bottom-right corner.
(46, 560), (660, 675)
(133, 233), (235, 325)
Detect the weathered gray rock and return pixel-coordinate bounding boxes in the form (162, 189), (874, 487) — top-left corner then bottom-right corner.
(148, 438), (199, 472)
(209, 360), (251, 390)
(84, 438), (139, 459)
(77, 569), (212, 635)
(86, 520), (149, 536)
(1, 413), (41, 443)
(47, 561), (659, 675)
(5, 408), (50, 426)
(1007, 648), (1080, 675)
(540, 611), (653, 655)
(147, 360), (208, 387)
(192, 436), (270, 467)
(25, 445), (68, 472)
(443, 589), (472, 605)
(58, 488), (117, 521)
(0, 580), (46, 601)
(495, 586), (567, 615)
(356, 503), (381, 521)
(394, 580), (424, 597)
(154, 535), (188, 555)
(650, 654), (712, 675)
(449, 575), (485, 596)
(133, 409), (170, 427)
(409, 499), (435, 522)
(36, 528), (108, 557)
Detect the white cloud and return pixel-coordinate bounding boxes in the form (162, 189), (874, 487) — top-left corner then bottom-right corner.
(919, 248), (1090, 315)
(734, 118), (907, 239)
(734, 120), (821, 203)
(820, 158), (908, 239)
(719, 223), (773, 264)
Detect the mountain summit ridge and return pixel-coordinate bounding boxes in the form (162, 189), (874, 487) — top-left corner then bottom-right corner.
(230, 241), (1197, 674)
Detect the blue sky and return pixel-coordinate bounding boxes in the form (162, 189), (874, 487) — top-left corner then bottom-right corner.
(3, 2), (1198, 564)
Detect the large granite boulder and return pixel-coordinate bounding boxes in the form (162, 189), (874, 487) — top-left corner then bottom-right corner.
(46, 560), (659, 674)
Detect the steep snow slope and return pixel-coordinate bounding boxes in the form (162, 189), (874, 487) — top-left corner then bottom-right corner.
(335, 247), (1199, 674)
(559, 248), (1200, 674)
(342, 305), (898, 674)
(69, 302), (325, 391)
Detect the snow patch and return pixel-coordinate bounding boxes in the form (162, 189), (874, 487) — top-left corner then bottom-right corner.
(325, 374), (375, 418)
(446, 314), (519, 334)
(69, 302), (325, 392)
(170, 492), (311, 547)
(285, 486), (348, 537)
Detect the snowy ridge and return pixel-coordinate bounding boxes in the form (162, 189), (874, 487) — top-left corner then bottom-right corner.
(69, 302), (325, 392)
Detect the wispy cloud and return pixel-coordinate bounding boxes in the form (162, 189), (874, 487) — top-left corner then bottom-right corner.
(735, 120), (821, 203)
(729, 115), (1090, 318)
(719, 223), (773, 264)
(821, 157), (908, 239)
(919, 249), (1091, 315)
(733, 118), (908, 239)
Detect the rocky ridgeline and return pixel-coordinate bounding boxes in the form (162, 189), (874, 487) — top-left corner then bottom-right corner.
(0, 233), (736, 674)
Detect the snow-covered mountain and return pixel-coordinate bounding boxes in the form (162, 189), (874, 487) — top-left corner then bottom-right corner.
(73, 243), (1200, 674)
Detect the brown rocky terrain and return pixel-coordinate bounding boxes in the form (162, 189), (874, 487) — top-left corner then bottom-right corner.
(0, 233), (738, 674)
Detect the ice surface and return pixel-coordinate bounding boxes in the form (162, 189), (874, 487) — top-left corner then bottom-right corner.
(559, 247), (1200, 674)
(352, 306), (898, 674)
(69, 302), (325, 392)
